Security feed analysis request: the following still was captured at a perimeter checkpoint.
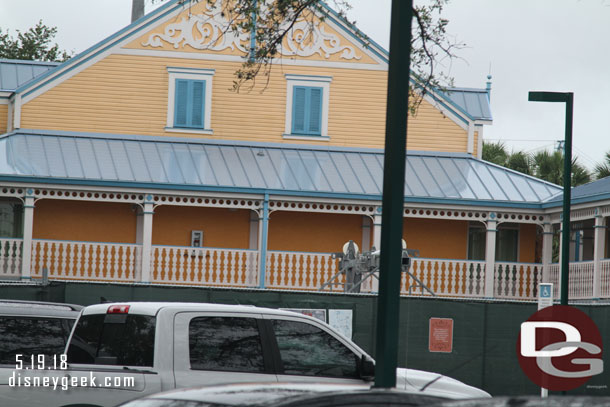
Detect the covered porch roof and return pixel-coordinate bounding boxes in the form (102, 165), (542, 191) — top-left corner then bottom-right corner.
(0, 129), (561, 208)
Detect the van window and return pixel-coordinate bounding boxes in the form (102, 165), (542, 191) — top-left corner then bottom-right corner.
(189, 317), (264, 372)
(67, 314), (155, 366)
(0, 317), (72, 364)
(271, 319), (359, 378)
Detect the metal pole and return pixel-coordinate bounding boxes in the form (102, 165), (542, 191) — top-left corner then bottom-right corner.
(560, 93), (573, 305)
(374, 0), (413, 389)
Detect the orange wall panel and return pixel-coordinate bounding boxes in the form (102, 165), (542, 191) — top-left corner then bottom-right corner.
(403, 218), (468, 259)
(152, 206), (251, 248)
(519, 223), (538, 263)
(33, 200), (136, 243)
(268, 212), (363, 253)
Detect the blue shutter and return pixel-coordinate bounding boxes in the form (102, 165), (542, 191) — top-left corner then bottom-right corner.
(191, 81), (205, 128)
(174, 79), (189, 127)
(292, 87), (307, 133)
(308, 87), (322, 134)
(174, 79), (206, 129)
(291, 86), (323, 135)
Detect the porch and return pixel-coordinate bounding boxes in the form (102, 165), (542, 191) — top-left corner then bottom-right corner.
(2, 237), (609, 300)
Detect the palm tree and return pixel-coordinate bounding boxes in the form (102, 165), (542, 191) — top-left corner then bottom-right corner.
(482, 141), (509, 166)
(594, 152), (610, 180)
(532, 150), (591, 186)
(506, 151), (532, 175)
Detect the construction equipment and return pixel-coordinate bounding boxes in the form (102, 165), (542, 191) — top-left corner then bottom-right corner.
(319, 240), (434, 295)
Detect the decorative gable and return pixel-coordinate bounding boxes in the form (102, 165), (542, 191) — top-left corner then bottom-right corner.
(124, 0), (380, 65)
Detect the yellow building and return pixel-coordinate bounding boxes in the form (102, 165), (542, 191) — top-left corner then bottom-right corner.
(1, 0), (591, 300)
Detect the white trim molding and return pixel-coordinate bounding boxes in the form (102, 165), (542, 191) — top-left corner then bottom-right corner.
(166, 67), (215, 132)
(284, 74), (332, 139)
(12, 94), (22, 130)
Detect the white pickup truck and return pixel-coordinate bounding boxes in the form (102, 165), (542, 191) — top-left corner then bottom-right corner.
(0, 302), (489, 406)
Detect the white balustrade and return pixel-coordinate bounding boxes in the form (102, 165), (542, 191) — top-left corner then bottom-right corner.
(0, 238), (23, 278)
(405, 258), (485, 297)
(30, 240), (139, 281)
(266, 251), (341, 291)
(600, 259), (610, 298)
(11, 239), (610, 302)
(494, 262), (541, 299)
(568, 261), (595, 299)
(150, 246), (258, 287)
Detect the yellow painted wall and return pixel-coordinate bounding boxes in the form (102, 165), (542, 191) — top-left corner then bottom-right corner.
(21, 54), (467, 151)
(403, 218), (468, 259)
(0, 104), (7, 133)
(519, 223), (537, 263)
(33, 200), (136, 243)
(473, 131), (479, 157)
(152, 206), (250, 248)
(268, 211), (362, 252)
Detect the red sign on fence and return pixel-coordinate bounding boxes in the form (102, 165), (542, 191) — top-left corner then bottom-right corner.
(429, 318), (454, 353)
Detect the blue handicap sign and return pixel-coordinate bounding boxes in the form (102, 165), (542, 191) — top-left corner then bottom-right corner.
(540, 284), (552, 298)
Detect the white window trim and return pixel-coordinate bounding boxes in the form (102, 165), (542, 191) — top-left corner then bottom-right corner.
(166, 67), (215, 132)
(284, 74), (332, 139)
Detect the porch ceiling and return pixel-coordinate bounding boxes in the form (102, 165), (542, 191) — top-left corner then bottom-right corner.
(0, 129), (561, 207)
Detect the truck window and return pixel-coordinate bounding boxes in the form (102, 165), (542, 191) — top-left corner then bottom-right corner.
(0, 317), (71, 364)
(67, 314), (155, 366)
(189, 317), (264, 372)
(271, 319), (359, 378)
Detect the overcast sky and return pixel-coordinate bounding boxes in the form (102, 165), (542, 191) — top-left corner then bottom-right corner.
(1, 0), (609, 171)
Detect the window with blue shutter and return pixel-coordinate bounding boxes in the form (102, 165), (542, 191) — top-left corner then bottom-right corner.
(291, 86), (323, 135)
(174, 79), (206, 129)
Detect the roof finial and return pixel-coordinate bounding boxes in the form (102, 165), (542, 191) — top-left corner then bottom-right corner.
(485, 73), (492, 101)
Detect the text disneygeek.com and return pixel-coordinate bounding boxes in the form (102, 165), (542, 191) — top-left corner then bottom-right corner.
(9, 371), (136, 391)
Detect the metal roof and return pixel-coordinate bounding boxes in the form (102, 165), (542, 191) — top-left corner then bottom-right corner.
(442, 88), (492, 121)
(545, 176), (610, 206)
(0, 130), (560, 207)
(0, 59), (60, 92)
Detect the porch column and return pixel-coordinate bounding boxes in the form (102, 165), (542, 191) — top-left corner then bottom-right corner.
(593, 209), (606, 298)
(372, 209), (382, 249)
(139, 201), (154, 283)
(20, 193), (35, 279)
(369, 212), (382, 293)
(541, 222), (554, 283)
(557, 219), (564, 297)
(257, 194), (269, 289)
(484, 213), (497, 298)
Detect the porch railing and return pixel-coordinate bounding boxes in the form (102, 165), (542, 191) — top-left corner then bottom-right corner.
(265, 251), (346, 291)
(31, 239), (139, 282)
(545, 261), (595, 299)
(600, 259), (610, 298)
(7, 239), (610, 301)
(0, 238), (22, 278)
(150, 245), (258, 287)
(405, 258), (485, 297)
(494, 262), (541, 299)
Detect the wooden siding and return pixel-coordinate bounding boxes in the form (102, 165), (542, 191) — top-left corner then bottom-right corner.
(0, 104), (6, 133)
(152, 206), (251, 248)
(21, 54), (467, 151)
(33, 200), (137, 243)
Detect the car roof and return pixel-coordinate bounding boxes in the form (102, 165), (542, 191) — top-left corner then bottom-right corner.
(137, 383), (445, 407)
(430, 396), (610, 406)
(0, 299), (82, 318)
(82, 301), (322, 319)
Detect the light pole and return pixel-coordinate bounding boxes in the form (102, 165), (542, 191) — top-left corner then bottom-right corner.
(374, 0), (413, 388)
(528, 91), (573, 306)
